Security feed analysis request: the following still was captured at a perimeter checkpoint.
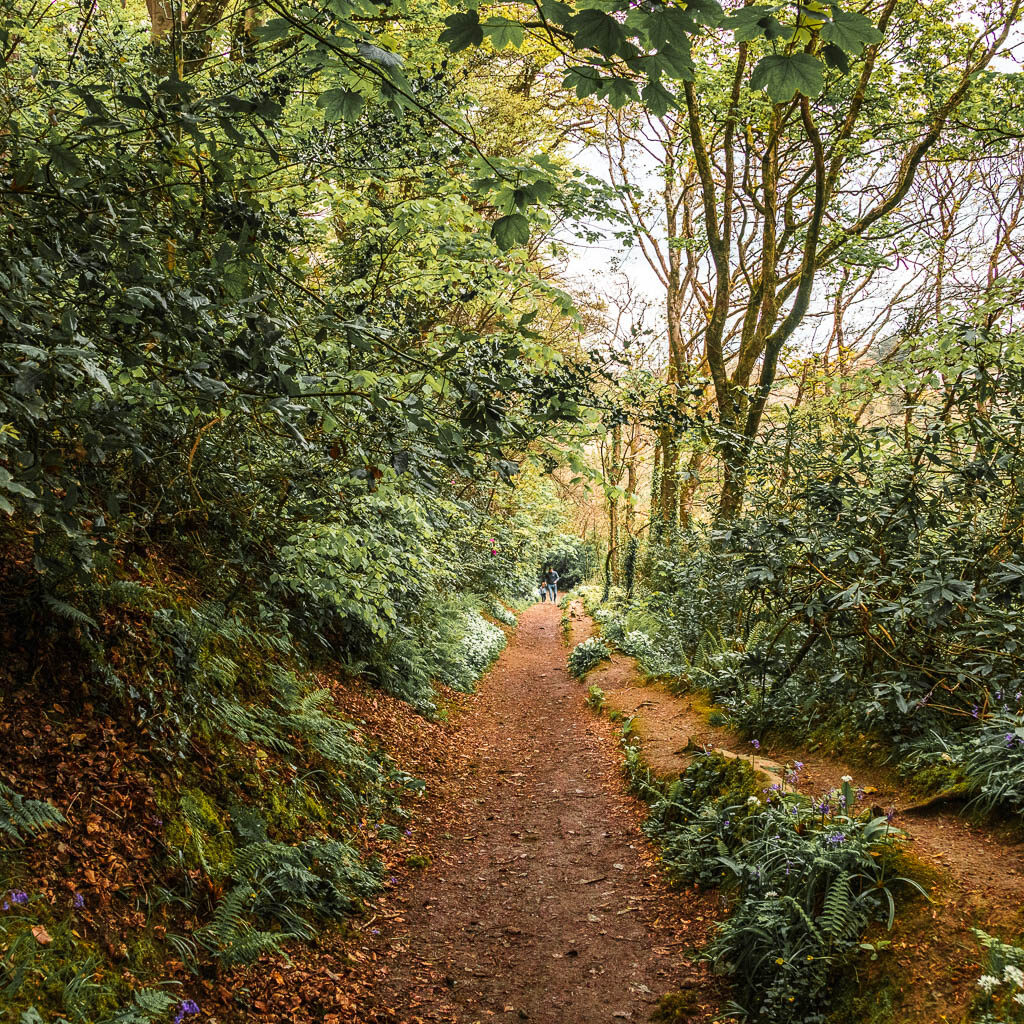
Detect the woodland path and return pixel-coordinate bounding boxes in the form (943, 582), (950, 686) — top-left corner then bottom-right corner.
(354, 601), (722, 1024)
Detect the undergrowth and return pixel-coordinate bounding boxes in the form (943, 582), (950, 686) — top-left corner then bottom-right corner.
(567, 636), (611, 677)
(0, 564), (511, 1022)
(624, 742), (925, 1023)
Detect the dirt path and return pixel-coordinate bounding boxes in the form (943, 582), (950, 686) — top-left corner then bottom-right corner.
(353, 602), (723, 1024)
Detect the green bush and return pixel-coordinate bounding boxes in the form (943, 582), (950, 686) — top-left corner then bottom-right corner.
(489, 600), (518, 627)
(567, 637), (612, 677)
(973, 929), (1024, 1024)
(638, 753), (923, 1023)
(952, 707), (1024, 818)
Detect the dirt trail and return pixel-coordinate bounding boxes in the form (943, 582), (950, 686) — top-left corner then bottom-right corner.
(354, 602), (722, 1024)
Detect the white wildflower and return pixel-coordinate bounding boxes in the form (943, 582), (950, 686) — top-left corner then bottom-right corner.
(977, 975), (1002, 994)
(841, 775), (853, 783)
(1014, 992), (1024, 1006)
(1004, 964), (1024, 987)
(764, 890), (779, 898)
(746, 796), (761, 807)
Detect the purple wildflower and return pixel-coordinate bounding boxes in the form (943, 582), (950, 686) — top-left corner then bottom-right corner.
(972, 705), (980, 719)
(827, 833), (846, 845)
(750, 739), (761, 751)
(72, 892), (85, 910)
(173, 1000), (200, 1024)
(1007, 733), (1016, 747)
(9, 891), (27, 905)
(794, 761), (804, 771)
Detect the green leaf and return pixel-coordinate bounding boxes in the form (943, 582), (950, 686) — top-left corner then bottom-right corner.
(642, 80), (676, 117)
(685, 0), (725, 25)
(725, 5), (782, 42)
(567, 10), (627, 57)
(482, 16), (524, 49)
(651, 40), (695, 81)
(563, 65), (604, 99)
(749, 53), (824, 102)
(316, 88), (365, 121)
(604, 77), (640, 108)
(491, 213), (530, 251)
(821, 42), (849, 73)
(629, 6), (698, 48)
(440, 11), (483, 51)
(821, 8), (883, 53)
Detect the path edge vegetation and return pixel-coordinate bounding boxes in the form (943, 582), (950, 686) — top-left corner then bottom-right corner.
(565, 589), (963, 1024)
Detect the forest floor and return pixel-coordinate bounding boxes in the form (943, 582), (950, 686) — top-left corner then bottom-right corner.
(570, 600), (1024, 1022)
(340, 601), (725, 1024)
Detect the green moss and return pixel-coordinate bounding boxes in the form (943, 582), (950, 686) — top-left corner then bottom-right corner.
(163, 788), (235, 879)
(652, 988), (701, 1022)
(406, 854), (431, 869)
(905, 763), (967, 798)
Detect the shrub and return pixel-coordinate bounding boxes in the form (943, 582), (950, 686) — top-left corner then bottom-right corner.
(568, 637), (612, 677)
(973, 928), (1024, 1024)
(956, 707), (1024, 818)
(638, 753), (924, 1023)
(489, 600), (517, 627)
(586, 685), (606, 711)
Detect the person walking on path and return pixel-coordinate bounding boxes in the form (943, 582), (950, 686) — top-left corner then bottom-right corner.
(542, 566), (559, 603)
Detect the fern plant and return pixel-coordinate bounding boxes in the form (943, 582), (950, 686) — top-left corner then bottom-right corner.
(0, 781), (65, 842)
(196, 810), (382, 966)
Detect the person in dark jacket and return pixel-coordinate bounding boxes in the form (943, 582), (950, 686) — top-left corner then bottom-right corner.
(542, 567), (559, 603)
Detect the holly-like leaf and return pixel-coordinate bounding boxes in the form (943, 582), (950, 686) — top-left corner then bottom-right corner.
(482, 16), (524, 49)
(440, 11), (483, 51)
(821, 8), (883, 53)
(749, 52), (824, 102)
(491, 213), (530, 251)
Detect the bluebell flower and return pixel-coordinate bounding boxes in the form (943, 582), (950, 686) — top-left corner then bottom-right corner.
(173, 999), (199, 1024)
